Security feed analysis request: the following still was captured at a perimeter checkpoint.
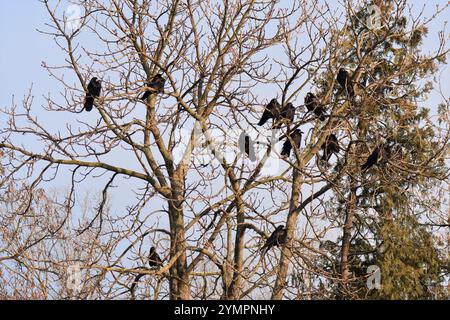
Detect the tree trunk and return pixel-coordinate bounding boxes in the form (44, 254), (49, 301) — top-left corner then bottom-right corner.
(339, 185), (357, 298)
(272, 167), (302, 300)
(225, 181), (245, 299)
(168, 168), (190, 300)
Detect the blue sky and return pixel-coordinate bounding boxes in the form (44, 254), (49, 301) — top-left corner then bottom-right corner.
(1, 1), (47, 103)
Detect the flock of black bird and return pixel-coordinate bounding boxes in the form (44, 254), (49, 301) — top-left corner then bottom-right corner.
(82, 67), (400, 264)
(256, 67), (357, 161)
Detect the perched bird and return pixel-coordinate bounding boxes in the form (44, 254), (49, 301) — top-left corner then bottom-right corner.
(275, 102), (296, 128)
(84, 77), (102, 112)
(361, 146), (383, 171)
(258, 99), (281, 126)
(281, 129), (302, 157)
(148, 246), (163, 268)
(238, 132), (256, 162)
(261, 225), (287, 254)
(304, 92), (326, 121)
(336, 68), (354, 98)
(321, 134), (340, 162)
(141, 73), (165, 100)
(130, 246), (162, 298)
(361, 140), (402, 171)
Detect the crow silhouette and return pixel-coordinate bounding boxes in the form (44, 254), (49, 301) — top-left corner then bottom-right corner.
(304, 92), (326, 121)
(84, 77), (102, 112)
(337, 68), (354, 98)
(361, 146), (384, 171)
(281, 129), (302, 157)
(261, 225), (287, 254)
(321, 134), (340, 161)
(130, 246), (162, 299)
(275, 102), (296, 128)
(361, 140), (401, 171)
(148, 246), (163, 268)
(258, 99), (281, 126)
(141, 73), (165, 100)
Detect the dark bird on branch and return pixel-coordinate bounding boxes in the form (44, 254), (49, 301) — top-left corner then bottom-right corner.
(321, 134), (340, 162)
(130, 246), (163, 298)
(261, 225), (287, 254)
(84, 77), (102, 112)
(336, 68), (355, 98)
(238, 132), (256, 162)
(361, 140), (403, 171)
(258, 98), (281, 126)
(141, 73), (165, 100)
(304, 92), (326, 121)
(281, 129), (302, 157)
(148, 246), (163, 268)
(275, 102), (296, 128)
(361, 145), (386, 171)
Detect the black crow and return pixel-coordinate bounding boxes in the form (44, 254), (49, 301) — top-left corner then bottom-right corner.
(258, 99), (281, 126)
(84, 77), (102, 112)
(304, 92), (326, 121)
(336, 68), (354, 98)
(141, 73), (165, 100)
(148, 246), (163, 268)
(238, 132), (256, 162)
(361, 140), (402, 171)
(361, 146), (382, 171)
(321, 134), (340, 161)
(281, 129), (302, 157)
(276, 102), (296, 127)
(261, 225), (287, 254)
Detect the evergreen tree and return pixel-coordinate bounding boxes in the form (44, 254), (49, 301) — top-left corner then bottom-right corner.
(317, 0), (448, 299)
